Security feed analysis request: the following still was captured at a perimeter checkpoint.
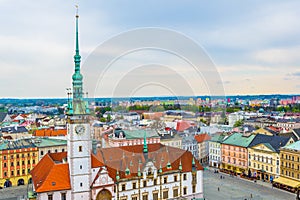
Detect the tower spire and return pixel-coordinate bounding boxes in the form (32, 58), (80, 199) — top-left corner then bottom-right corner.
(67, 5), (89, 115)
(143, 131), (148, 153)
(75, 5), (80, 60)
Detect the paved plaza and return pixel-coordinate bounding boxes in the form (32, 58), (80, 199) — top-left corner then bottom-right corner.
(203, 169), (296, 200)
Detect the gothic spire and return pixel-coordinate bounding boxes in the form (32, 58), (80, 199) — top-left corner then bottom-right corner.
(67, 6), (89, 115)
(143, 131), (148, 153)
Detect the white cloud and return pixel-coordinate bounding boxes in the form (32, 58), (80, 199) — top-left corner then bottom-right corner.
(253, 46), (300, 64)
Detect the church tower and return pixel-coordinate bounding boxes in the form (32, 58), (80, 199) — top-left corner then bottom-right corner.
(66, 8), (92, 200)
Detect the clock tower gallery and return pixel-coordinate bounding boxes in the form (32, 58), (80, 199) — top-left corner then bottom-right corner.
(66, 10), (92, 200)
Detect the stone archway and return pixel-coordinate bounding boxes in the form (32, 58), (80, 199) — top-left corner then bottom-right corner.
(96, 189), (112, 200)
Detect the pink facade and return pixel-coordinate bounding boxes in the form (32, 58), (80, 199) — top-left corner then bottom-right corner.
(221, 144), (248, 172)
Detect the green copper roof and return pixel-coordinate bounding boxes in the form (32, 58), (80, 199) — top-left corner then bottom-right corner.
(110, 129), (159, 139)
(32, 138), (67, 148)
(222, 133), (255, 147)
(67, 11), (89, 115)
(210, 134), (226, 143)
(143, 131), (148, 153)
(283, 141), (300, 151)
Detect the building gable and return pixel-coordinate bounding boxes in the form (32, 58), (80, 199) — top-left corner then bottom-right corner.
(250, 143), (275, 153)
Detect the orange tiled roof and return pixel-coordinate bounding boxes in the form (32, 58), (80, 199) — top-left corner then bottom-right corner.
(92, 143), (203, 181)
(32, 144), (203, 192)
(194, 133), (211, 143)
(30, 152), (70, 193)
(34, 129), (67, 137)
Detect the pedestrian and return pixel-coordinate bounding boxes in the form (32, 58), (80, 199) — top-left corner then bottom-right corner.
(218, 187), (220, 191)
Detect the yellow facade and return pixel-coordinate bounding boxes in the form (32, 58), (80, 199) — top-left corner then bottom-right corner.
(0, 146), (38, 188)
(280, 148), (300, 184)
(248, 144), (279, 182)
(253, 128), (273, 136)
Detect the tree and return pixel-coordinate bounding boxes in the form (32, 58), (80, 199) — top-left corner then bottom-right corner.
(233, 120), (244, 127)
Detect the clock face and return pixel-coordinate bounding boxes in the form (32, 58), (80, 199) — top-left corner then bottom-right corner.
(75, 125), (85, 134)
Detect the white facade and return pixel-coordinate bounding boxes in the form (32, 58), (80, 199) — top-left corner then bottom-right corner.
(37, 190), (71, 200)
(209, 141), (222, 168)
(116, 170), (203, 200)
(67, 115), (92, 200)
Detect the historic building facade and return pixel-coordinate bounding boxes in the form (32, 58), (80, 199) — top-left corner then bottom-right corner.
(0, 139), (38, 188)
(221, 133), (255, 175)
(30, 11), (204, 200)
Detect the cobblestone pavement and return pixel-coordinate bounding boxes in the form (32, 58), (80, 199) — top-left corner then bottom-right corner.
(0, 185), (28, 200)
(203, 169), (296, 200)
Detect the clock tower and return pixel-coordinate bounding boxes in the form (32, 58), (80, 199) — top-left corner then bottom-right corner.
(66, 8), (92, 200)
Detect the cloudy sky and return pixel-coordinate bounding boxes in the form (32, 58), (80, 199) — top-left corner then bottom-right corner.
(0, 0), (299, 98)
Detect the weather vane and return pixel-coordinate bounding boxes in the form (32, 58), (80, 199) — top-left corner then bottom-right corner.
(75, 5), (79, 17)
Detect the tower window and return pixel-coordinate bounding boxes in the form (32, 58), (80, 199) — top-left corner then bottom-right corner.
(80, 165), (82, 169)
(79, 146), (82, 152)
(80, 182), (83, 187)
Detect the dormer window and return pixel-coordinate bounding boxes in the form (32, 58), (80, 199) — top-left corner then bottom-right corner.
(148, 168), (152, 175)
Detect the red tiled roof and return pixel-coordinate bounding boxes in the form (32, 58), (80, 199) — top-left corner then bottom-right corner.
(32, 144), (203, 193)
(194, 134), (211, 143)
(176, 120), (192, 132)
(31, 152), (70, 193)
(92, 143), (203, 181)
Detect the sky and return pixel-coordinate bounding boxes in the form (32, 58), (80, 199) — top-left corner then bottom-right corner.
(0, 0), (300, 98)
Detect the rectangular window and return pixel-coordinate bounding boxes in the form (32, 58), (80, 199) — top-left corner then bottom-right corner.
(163, 191), (168, 199)
(183, 187), (187, 195)
(79, 146), (82, 152)
(142, 194), (148, 200)
(48, 194), (53, 200)
(164, 177), (167, 183)
(61, 193), (66, 200)
(132, 197), (138, 200)
(154, 179), (157, 185)
(132, 182), (136, 189)
(122, 184), (126, 191)
(174, 175), (177, 182)
(173, 188), (178, 197)
(153, 193), (158, 200)
(11, 171), (14, 176)
(143, 180), (147, 187)
(192, 185), (196, 193)
(183, 174), (187, 180)
(41, 151), (44, 156)
(4, 156), (6, 160)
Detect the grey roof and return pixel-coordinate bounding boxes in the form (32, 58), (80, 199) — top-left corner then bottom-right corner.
(292, 128), (300, 139)
(0, 112), (8, 122)
(1, 126), (28, 133)
(0, 139), (35, 150)
(249, 134), (291, 152)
